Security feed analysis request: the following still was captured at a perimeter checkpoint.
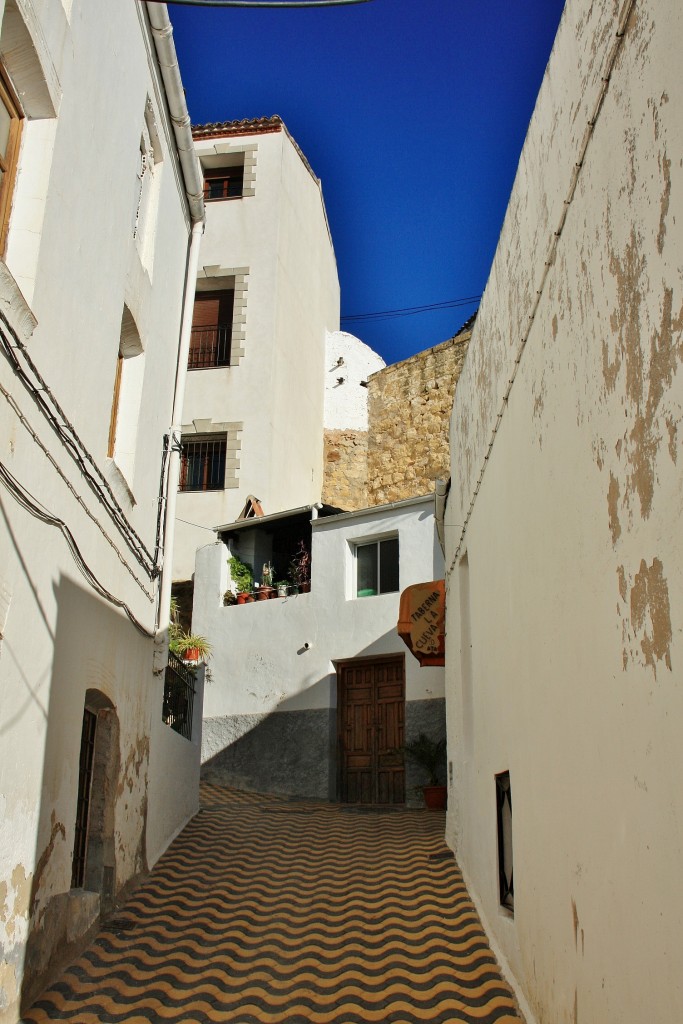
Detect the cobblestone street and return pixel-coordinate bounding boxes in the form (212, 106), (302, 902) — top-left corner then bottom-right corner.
(24, 785), (521, 1024)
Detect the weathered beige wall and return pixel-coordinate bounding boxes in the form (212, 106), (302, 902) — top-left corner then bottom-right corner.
(367, 331), (471, 506)
(444, 2), (683, 1023)
(322, 328), (471, 511)
(321, 428), (369, 510)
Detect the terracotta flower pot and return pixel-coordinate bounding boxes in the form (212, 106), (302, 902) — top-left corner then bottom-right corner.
(183, 647), (200, 662)
(422, 785), (447, 811)
(236, 593), (249, 605)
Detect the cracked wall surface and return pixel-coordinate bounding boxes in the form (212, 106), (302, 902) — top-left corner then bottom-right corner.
(444, 2), (683, 1023)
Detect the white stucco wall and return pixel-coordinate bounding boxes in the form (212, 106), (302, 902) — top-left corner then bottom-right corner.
(174, 125), (341, 581)
(0, 1), (199, 1017)
(324, 330), (385, 430)
(444, 2), (683, 1023)
(193, 497), (444, 728)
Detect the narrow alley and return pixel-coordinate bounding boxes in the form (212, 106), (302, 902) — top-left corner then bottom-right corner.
(23, 786), (521, 1024)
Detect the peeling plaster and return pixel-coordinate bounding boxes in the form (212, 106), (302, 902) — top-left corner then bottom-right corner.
(620, 558), (673, 676)
(30, 814), (66, 920)
(607, 474), (621, 545)
(657, 151), (671, 254)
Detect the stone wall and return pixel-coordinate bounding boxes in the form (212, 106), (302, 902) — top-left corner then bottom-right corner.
(321, 428), (369, 510)
(321, 321), (473, 512)
(367, 327), (472, 506)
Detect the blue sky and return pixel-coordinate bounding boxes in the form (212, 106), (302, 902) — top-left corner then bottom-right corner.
(171, 0), (566, 366)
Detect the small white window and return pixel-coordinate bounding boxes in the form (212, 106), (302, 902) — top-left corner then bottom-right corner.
(355, 537), (399, 598)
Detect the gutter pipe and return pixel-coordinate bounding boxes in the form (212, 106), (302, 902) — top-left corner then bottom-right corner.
(144, 2), (205, 636)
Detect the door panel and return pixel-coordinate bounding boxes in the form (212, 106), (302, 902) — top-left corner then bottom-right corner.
(338, 657), (405, 805)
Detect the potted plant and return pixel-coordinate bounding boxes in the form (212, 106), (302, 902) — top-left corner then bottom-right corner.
(229, 555), (253, 604)
(276, 580), (289, 598)
(404, 733), (447, 811)
(172, 631), (212, 663)
(258, 562), (275, 600)
(290, 541), (311, 593)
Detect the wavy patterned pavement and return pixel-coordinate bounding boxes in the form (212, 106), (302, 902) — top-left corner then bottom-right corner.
(24, 785), (522, 1024)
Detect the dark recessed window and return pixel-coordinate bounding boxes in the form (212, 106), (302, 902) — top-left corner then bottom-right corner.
(356, 537), (399, 598)
(189, 291), (233, 369)
(203, 165), (244, 201)
(496, 771), (514, 912)
(179, 435), (226, 492)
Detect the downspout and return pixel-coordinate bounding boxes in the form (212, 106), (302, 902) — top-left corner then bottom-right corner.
(434, 478), (450, 557)
(145, 2), (206, 637)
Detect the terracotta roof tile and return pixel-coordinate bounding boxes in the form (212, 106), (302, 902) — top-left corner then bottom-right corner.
(192, 115), (283, 140)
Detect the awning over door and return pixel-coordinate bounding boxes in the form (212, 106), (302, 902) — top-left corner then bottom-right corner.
(397, 580), (445, 667)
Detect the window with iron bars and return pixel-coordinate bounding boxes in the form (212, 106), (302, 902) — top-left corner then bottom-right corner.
(163, 652), (196, 741)
(189, 291), (234, 369)
(179, 435), (226, 492)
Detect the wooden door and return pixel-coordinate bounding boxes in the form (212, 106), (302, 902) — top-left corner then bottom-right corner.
(338, 656), (405, 805)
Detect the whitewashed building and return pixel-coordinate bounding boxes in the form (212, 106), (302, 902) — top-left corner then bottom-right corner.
(442, 1), (683, 1022)
(0, 2), (205, 1019)
(174, 116), (348, 583)
(193, 495), (445, 806)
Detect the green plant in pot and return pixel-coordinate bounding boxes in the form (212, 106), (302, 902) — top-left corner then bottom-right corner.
(172, 631), (212, 663)
(404, 733), (447, 810)
(229, 555), (253, 603)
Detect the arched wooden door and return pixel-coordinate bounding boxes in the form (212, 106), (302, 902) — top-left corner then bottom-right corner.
(337, 655), (405, 805)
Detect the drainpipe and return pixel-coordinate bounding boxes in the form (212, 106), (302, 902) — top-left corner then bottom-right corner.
(157, 218), (204, 636)
(145, 2), (206, 638)
(434, 478), (450, 557)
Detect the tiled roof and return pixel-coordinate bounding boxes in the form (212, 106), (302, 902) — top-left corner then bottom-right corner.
(192, 115), (283, 140)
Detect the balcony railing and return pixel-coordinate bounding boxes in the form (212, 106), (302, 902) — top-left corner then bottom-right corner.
(163, 651), (196, 740)
(188, 324), (231, 369)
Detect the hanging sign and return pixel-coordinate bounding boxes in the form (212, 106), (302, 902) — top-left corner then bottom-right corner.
(397, 579), (445, 667)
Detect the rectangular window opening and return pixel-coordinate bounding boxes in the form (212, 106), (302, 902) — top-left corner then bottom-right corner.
(496, 770), (514, 912)
(203, 163), (244, 201)
(355, 537), (399, 598)
(189, 290), (234, 369)
(179, 434), (227, 492)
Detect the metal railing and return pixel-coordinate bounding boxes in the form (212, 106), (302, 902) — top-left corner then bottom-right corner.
(188, 324), (231, 369)
(163, 651), (196, 740)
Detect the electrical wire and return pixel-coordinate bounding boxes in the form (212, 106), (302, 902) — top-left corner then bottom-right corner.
(0, 311), (157, 578)
(0, 460), (154, 637)
(340, 295), (481, 325)
(0, 382), (155, 600)
(144, 0), (374, 7)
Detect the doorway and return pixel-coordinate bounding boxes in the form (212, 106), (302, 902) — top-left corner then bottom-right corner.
(337, 655), (405, 805)
(71, 690), (119, 907)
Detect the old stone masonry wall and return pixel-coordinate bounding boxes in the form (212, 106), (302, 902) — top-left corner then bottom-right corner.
(322, 321), (473, 511)
(366, 327), (472, 506)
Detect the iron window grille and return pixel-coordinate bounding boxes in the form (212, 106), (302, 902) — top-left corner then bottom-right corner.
(179, 435), (226, 492)
(355, 537), (399, 598)
(496, 770), (514, 912)
(188, 324), (232, 368)
(163, 652), (196, 741)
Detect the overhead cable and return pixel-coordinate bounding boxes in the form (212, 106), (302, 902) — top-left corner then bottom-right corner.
(0, 311), (157, 577)
(144, 0), (374, 7)
(0, 460), (154, 638)
(0, 381), (155, 601)
(340, 295), (481, 325)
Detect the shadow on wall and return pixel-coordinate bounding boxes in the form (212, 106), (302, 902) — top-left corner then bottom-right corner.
(14, 576), (153, 1015)
(200, 627), (445, 805)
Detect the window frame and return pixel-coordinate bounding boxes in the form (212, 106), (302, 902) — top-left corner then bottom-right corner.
(179, 433), (227, 493)
(352, 534), (399, 599)
(202, 165), (245, 202)
(0, 63), (23, 256)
